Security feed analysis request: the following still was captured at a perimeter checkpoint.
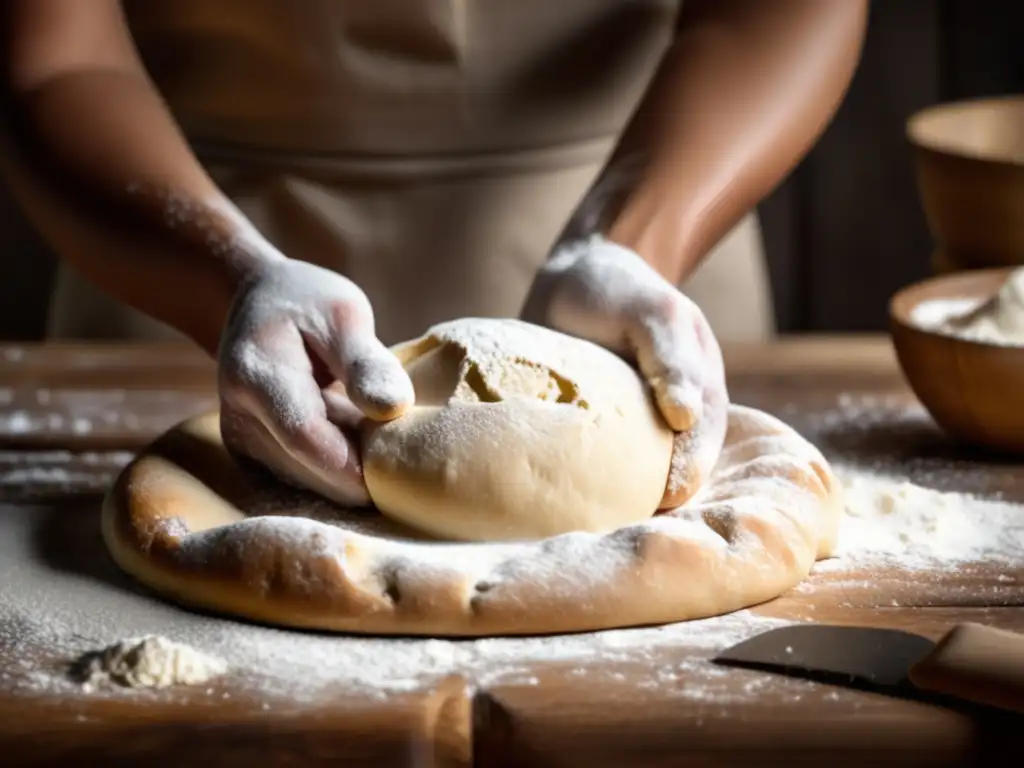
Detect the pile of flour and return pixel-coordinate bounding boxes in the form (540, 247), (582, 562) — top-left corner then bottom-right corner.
(911, 267), (1024, 346)
(73, 636), (226, 692)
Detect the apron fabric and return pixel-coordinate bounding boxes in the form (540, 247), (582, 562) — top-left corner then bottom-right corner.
(47, 0), (774, 344)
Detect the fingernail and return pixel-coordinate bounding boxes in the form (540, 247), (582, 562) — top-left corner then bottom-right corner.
(660, 382), (703, 432)
(355, 358), (415, 420)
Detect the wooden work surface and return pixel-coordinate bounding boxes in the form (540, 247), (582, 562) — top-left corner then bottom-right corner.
(0, 337), (1022, 767)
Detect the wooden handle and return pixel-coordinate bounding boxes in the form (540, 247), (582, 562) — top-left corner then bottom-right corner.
(908, 623), (1024, 714)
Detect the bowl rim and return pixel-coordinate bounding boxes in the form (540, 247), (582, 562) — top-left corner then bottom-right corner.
(888, 267), (1015, 344)
(906, 95), (1024, 167)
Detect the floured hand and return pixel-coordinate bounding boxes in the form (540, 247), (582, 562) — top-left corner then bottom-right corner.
(521, 235), (729, 508)
(217, 258), (414, 506)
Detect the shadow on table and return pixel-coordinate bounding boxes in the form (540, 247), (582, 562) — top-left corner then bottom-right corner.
(30, 501), (144, 596)
(807, 413), (1024, 499)
(815, 415), (956, 460)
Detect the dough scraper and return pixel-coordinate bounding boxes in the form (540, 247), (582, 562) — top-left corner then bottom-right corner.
(714, 622), (1024, 714)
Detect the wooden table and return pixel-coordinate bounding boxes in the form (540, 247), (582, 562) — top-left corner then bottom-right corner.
(0, 337), (1021, 767)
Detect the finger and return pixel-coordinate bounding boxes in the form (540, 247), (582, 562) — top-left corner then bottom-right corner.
(321, 381), (367, 430)
(221, 405), (369, 507)
(626, 295), (712, 432)
(221, 325), (370, 506)
(335, 332), (415, 421)
(306, 300), (414, 423)
(657, 362), (730, 509)
(660, 431), (702, 509)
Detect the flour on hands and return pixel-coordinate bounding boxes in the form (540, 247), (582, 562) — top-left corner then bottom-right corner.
(521, 235), (729, 507)
(217, 258), (414, 506)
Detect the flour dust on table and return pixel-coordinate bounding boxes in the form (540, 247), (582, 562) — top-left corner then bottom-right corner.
(823, 467), (1024, 570)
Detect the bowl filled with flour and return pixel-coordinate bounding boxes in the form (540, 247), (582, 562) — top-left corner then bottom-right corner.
(890, 267), (1024, 454)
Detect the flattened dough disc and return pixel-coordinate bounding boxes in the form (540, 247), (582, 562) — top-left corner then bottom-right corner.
(102, 405), (841, 637)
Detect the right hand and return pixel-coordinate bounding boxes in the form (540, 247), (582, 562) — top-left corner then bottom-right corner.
(217, 258), (414, 506)
(521, 236), (729, 509)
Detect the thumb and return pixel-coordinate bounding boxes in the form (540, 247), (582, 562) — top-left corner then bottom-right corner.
(318, 328), (415, 422)
(627, 296), (719, 432)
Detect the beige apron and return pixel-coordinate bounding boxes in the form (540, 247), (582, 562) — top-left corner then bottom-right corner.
(47, 0), (774, 345)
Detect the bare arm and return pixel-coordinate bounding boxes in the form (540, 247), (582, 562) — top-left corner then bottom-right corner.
(562, 0), (869, 282)
(0, 0), (282, 353)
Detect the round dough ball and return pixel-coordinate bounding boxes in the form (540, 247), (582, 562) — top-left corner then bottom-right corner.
(360, 318), (674, 542)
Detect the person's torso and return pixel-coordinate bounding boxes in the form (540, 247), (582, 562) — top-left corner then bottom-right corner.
(48, 0), (771, 345)
(124, 0), (681, 156)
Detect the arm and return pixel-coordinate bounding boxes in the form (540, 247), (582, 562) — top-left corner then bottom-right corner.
(523, 1), (867, 506)
(1, 0), (412, 506)
(563, 0), (869, 282)
(0, 0), (279, 354)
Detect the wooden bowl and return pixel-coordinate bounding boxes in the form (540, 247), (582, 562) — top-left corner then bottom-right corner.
(907, 96), (1024, 272)
(890, 267), (1024, 454)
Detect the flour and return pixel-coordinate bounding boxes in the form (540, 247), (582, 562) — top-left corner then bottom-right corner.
(910, 268), (1024, 346)
(0, 450), (133, 493)
(0, 391), (215, 438)
(823, 467), (1024, 570)
(73, 636), (227, 691)
(792, 393), (1024, 569)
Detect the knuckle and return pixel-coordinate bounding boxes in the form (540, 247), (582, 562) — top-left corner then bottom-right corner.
(329, 300), (365, 333)
(218, 345), (263, 394)
(326, 282), (374, 330)
(653, 293), (680, 323)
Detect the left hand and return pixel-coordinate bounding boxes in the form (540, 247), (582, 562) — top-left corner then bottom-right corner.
(520, 235), (729, 509)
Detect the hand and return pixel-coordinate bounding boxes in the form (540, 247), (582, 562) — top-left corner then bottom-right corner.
(217, 258), (414, 506)
(521, 235), (729, 508)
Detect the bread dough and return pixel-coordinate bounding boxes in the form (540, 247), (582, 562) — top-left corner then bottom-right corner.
(361, 318), (674, 542)
(101, 404), (841, 637)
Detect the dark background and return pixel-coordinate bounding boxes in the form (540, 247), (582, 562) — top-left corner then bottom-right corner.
(760, 0), (1022, 332)
(0, 0), (1021, 340)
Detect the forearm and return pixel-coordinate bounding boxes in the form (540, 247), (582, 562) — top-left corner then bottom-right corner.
(562, 0), (868, 283)
(0, 69), (281, 354)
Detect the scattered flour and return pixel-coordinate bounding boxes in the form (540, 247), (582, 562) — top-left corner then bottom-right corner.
(784, 392), (1024, 569)
(910, 268), (1024, 346)
(0, 450), (134, 492)
(0, 390), (1022, 707)
(826, 466), (1024, 569)
(74, 636), (227, 691)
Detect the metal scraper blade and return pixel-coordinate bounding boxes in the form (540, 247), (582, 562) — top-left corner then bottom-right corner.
(714, 624), (936, 689)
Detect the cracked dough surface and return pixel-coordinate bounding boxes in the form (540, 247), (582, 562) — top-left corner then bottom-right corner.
(362, 318), (675, 541)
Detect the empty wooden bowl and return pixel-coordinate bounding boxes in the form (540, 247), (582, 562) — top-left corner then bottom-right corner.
(890, 267), (1024, 454)
(907, 96), (1024, 273)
